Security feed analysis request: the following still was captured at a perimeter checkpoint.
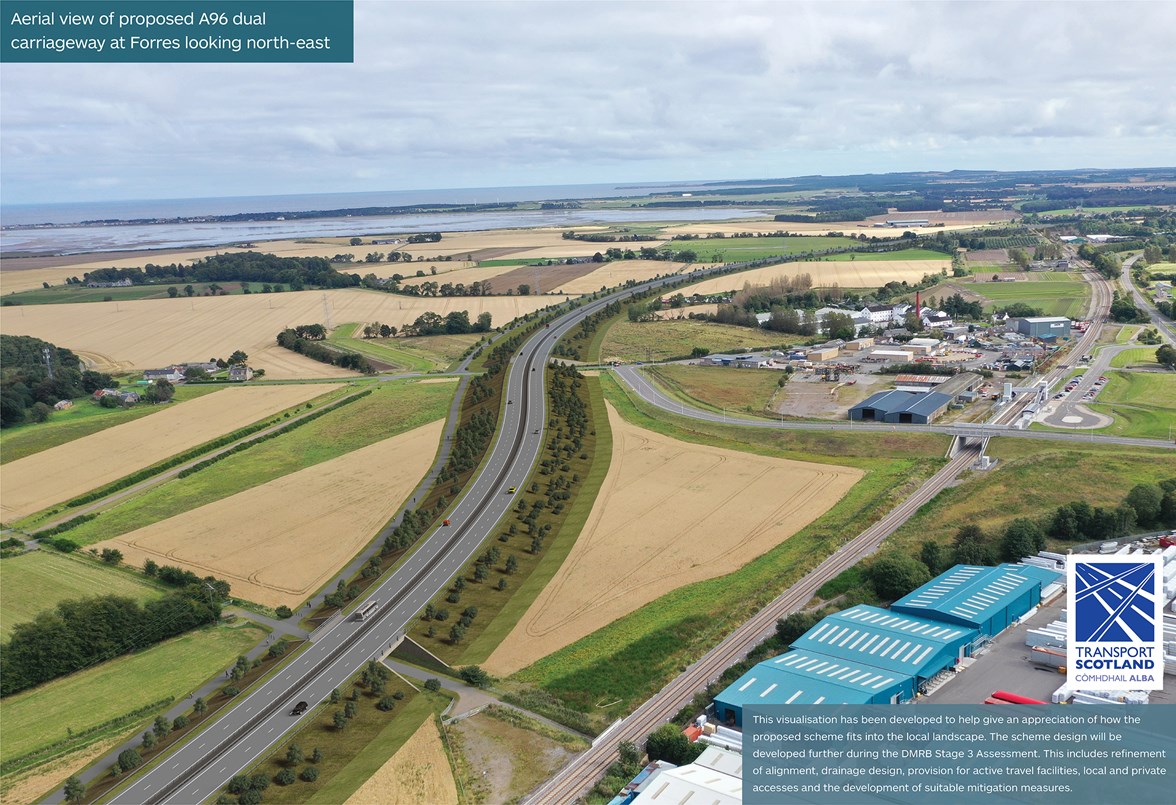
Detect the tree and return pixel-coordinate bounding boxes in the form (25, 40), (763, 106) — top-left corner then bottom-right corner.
(1125, 484), (1163, 527)
(172, 714), (189, 730)
(63, 775), (86, 803)
(619, 741), (640, 767)
(517, 283), (531, 296)
(449, 623), (467, 643)
(952, 523), (995, 566)
(645, 723), (704, 766)
(311, 748), (324, 764)
(167, 286), (178, 298)
(100, 547), (123, 564)
(1157, 344), (1176, 371)
(424, 678), (442, 692)
(333, 711), (348, 730)
(153, 714), (171, 738)
(301, 766), (320, 782)
(1009, 248), (1030, 269)
(183, 284), (195, 297)
(285, 744), (304, 766)
(823, 312), (857, 341)
(330, 687), (342, 704)
(377, 695), (397, 711)
(475, 311), (493, 333)
(1000, 518), (1045, 561)
(194, 696), (207, 714)
(459, 665), (491, 688)
(118, 748), (142, 772)
(228, 350), (248, 365)
(868, 553), (932, 600)
(141, 730), (157, 749)
(144, 378), (175, 404)
(275, 768), (296, 786)
(349, 237), (364, 246)
(227, 775), (251, 794)
(919, 541), (944, 576)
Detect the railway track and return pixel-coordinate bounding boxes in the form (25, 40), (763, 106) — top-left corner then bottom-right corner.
(526, 446), (980, 804)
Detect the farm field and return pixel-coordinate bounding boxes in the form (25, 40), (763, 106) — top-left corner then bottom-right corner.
(94, 419), (444, 607)
(1, 384), (339, 523)
(600, 319), (804, 363)
(663, 211), (1016, 238)
(396, 262), (532, 290)
(662, 235), (860, 262)
(1089, 371), (1176, 440)
(1111, 346), (1163, 369)
(821, 247), (949, 261)
(61, 380), (455, 546)
(885, 439), (1176, 556)
(0, 290), (566, 379)
(344, 717), (457, 805)
(0, 384), (221, 463)
(482, 401), (862, 676)
(960, 274), (1089, 318)
(677, 259), (948, 296)
(0, 623), (266, 766)
(552, 259), (695, 295)
(1, 281), (261, 306)
(0, 551), (165, 640)
(329, 325), (480, 372)
(644, 364), (783, 416)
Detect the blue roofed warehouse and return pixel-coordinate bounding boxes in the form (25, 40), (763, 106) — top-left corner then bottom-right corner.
(890, 565), (1044, 636)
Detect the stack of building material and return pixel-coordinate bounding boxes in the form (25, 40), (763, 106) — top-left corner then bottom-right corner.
(1026, 620), (1067, 648)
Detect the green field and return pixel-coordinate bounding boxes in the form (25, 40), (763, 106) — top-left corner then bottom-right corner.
(237, 677), (442, 804)
(884, 439), (1176, 557)
(600, 319), (804, 363)
(59, 380), (456, 546)
(1089, 371), (1176, 440)
(963, 275), (1090, 318)
(1111, 346), (1163, 369)
(0, 385), (222, 464)
(671, 235), (861, 262)
(0, 623), (265, 764)
(328, 325), (482, 373)
(1, 281), (269, 306)
(0, 551), (166, 640)
(507, 372), (946, 729)
(820, 248), (951, 262)
(645, 364), (783, 417)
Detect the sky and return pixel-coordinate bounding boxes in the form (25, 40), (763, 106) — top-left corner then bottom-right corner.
(2, 0), (1175, 205)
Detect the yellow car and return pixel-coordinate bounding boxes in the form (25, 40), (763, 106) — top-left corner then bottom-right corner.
(507, 486), (516, 494)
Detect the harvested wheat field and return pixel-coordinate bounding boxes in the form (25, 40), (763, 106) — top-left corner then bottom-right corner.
(94, 419), (443, 607)
(345, 717), (457, 805)
(553, 260), (697, 294)
(678, 259), (948, 296)
(483, 402), (862, 675)
(398, 262), (531, 290)
(648, 303), (719, 320)
(0, 290), (565, 380)
(400, 227), (609, 259)
(0, 385), (337, 522)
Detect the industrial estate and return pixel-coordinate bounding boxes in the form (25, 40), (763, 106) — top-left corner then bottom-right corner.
(1, 167), (1175, 805)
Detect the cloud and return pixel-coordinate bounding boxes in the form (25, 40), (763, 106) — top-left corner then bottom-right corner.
(2, 0), (1173, 203)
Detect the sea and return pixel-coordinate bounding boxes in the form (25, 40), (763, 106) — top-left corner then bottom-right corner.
(0, 181), (770, 255)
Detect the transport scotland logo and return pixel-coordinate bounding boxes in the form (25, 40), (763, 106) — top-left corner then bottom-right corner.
(1073, 561), (1156, 643)
(1067, 555), (1163, 691)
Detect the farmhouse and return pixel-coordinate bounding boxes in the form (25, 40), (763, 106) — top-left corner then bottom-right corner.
(228, 365), (254, 381)
(143, 366), (184, 383)
(53, 399), (73, 410)
(85, 278), (133, 288)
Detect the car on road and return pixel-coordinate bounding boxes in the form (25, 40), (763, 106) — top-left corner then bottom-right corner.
(507, 486), (516, 494)
(291, 701), (308, 716)
(443, 519), (451, 526)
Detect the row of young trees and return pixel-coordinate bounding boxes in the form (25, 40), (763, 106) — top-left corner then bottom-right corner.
(1, 576), (228, 695)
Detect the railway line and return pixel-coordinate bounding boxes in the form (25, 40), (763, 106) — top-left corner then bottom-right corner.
(525, 445), (980, 804)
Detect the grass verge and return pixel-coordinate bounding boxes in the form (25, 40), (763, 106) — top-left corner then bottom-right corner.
(645, 364), (783, 417)
(1088, 371), (1176, 440)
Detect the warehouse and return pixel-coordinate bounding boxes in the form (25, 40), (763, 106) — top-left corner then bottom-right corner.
(891, 564), (1044, 636)
(848, 390), (953, 424)
(714, 650), (911, 726)
(790, 605), (977, 682)
(1012, 316), (1071, 339)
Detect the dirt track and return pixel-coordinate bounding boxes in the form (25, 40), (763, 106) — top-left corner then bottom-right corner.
(482, 402), (862, 675)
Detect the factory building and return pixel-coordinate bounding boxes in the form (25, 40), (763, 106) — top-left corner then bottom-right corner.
(848, 390), (953, 424)
(891, 564), (1043, 636)
(713, 564), (1061, 725)
(1012, 316), (1071, 339)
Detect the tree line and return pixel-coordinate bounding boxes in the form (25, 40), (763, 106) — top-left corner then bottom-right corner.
(275, 327), (373, 373)
(1, 334), (118, 427)
(1, 574), (229, 696)
(81, 252), (361, 291)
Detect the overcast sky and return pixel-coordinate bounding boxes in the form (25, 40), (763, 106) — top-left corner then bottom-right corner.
(2, 0), (1174, 205)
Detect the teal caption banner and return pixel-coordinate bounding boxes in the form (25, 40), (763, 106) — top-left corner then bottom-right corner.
(744, 704), (1175, 804)
(3, 1), (353, 62)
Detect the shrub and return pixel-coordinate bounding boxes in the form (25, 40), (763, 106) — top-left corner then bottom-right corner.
(275, 768), (296, 786)
(300, 766), (319, 782)
(274, 605), (293, 619)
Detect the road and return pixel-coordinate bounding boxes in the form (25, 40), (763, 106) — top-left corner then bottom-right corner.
(100, 272), (717, 804)
(1122, 253), (1176, 344)
(525, 445), (981, 804)
(612, 364), (1173, 449)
